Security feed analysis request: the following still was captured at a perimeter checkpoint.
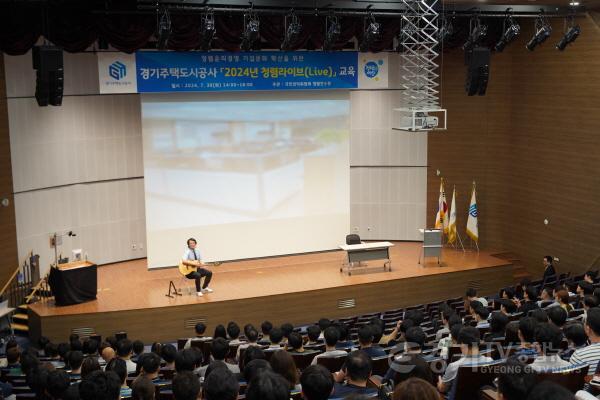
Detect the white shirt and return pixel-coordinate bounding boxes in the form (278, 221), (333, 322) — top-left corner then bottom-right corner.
(311, 349), (347, 365)
(530, 355), (570, 371)
(182, 248), (202, 262)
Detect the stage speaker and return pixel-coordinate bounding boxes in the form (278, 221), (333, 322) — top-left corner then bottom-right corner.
(32, 46), (64, 107)
(465, 47), (490, 96)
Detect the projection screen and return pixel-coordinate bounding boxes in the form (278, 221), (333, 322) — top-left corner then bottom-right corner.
(142, 92), (350, 268)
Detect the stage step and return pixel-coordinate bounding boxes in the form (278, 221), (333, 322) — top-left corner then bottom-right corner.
(12, 313), (28, 321)
(10, 322), (29, 333)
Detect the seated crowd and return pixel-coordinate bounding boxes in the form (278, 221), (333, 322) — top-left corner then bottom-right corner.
(4, 268), (600, 400)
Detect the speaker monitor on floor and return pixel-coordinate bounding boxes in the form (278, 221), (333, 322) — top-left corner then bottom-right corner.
(32, 45), (64, 107)
(465, 47), (490, 96)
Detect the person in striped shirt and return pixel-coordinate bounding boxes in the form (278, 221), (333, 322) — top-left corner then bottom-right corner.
(570, 307), (600, 375)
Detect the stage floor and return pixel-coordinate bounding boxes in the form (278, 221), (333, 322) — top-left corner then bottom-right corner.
(29, 242), (515, 342)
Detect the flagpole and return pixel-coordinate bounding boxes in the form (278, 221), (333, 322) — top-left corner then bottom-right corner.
(466, 181), (480, 252)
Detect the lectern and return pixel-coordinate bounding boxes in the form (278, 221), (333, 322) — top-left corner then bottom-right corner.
(418, 229), (442, 264)
(48, 261), (97, 306)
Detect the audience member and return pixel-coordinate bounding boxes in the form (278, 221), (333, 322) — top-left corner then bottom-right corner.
(336, 324), (354, 350)
(332, 351), (377, 398)
(131, 376), (155, 400)
(241, 346), (265, 372)
(116, 339), (137, 374)
(161, 344), (177, 370)
(280, 323), (294, 344)
(527, 381), (575, 400)
(392, 377), (440, 400)
(530, 323), (569, 371)
(542, 256), (556, 280)
(499, 299), (518, 315)
(383, 326), (433, 385)
(516, 317), (538, 357)
(570, 307), (600, 375)
(198, 338), (239, 377)
(132, 340), (144, 362)
(311, 326), (347, 365)
(357, 325), (386, 358)
(258, 321), (273, 345)
(246, 370), (290, 400)
(78, 370), (121, 400)
(213, 325), (227, 340)
(562, 323), (588, 360)
(548, 306), (568, 329)
(105, 358), (132, 398)
(81, 357), (101, 379)
(227, 322), (242, 345)
(474, 307), (490, 329)
(517, 287), (540, 315)
(286, 332), (306, 354)
(175, 348), (202, 373)
(267, 327), (284, 349)
(539, 286), (558, 308)
(306, 325), (322, 346)
(484, 312), (509, 342)
(243, 359), (271, 383)
(67, 351), (84, 380)
(300, 365), (334, 400)
(466, 288), (488, 307)
(585, 271), (598, 284)
(555, 289), (574, 313)
(172, 371), (200, 400)
(497, 358), (536, 400)
(269, 350), (300, 391)
(138, 352), (162, 382)
(185, 323), (212, 349)
(236, 327), (259, 361)
(202, 366), (239, 400)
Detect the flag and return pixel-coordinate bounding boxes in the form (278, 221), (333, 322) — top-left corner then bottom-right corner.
(434, 178), (449, 234)
(448, 186), (457, 244)
(466, 182), (478, 242)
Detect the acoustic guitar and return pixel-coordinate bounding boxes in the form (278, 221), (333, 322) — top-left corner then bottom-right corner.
(178, 260), (222, 276)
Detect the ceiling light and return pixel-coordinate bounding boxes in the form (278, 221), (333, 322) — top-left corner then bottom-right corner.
(556, 16), (580, 50)
(526, 12), (552, 51)
(323, 14), (341, 51)
(359, 11), (381, 52)
(495, 9), (520, 52)
(281, 9), (301, 51)
(241, 8), (260, 51)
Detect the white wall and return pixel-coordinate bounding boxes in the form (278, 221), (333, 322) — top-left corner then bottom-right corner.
(4, 52), (146, 275)
(4, 51), (427, 274)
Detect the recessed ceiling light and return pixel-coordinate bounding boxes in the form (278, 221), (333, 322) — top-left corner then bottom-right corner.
(570, 1), (580, 5)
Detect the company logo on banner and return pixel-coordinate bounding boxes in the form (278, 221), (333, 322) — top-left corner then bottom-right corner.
(98, 53), (138, 94)
(97, 51), (389, 93)
(358, 53), (389, 89)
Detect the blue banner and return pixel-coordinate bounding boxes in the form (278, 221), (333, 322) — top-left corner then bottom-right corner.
(135, 51), (359, 93)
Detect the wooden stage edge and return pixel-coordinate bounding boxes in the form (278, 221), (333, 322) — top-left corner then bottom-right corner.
(29, 242), (515, 343)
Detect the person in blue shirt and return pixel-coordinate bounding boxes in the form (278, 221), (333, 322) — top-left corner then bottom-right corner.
(357, 325), (386, 358)
(331, 351), (378, 398)
(181, 238), (213, 297)
(105, 358), (132, 399)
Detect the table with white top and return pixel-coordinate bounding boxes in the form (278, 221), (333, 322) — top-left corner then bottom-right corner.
(338, 241), (394, 275)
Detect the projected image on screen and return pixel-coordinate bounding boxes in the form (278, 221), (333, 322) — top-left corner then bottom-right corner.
(142, 92), (349, 268)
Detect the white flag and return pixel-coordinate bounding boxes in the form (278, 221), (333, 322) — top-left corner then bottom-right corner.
(466, 183), (478, 242)
(448, 186), (457, 244)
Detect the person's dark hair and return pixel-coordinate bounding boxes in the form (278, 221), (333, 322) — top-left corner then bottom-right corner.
(466, 288), (477, 298)
(247, 328), (259, 343)
(81, 356), (101, 378)
(584, 295), (599, 309)
(261, 321), (273, 335)
(344, 351), (372, 382)
(150, 342), (161, 355)
(131, 376), (155, 400)
(187, 238), (197, 246)
(358, 325), (374, 345)
(175, 348), (201, 372)
(132, 340), (144, 356)
(5, 339), (18, 351)
(499, 299), (517, 314)
(520, 278), (532, 288)
(534, 323), (563, 355)
(288, 332), (303, 350)
(20, 352), (39, 376)
(544, 256), (553, 264)
(519, 317), (537, 343)
(116, 339), (133, 357)
(469, 300), (484, 312)
(211, 337), (229, 361)
(246, 370), (290, 400)
(82, 339), (97, 355)
(205, 366), (240, 400)
(7, 346), (20, 364)
(172, 370), (201, 400)
(370, 323), (384, 344)
(160, 344), (177, 364)
(531, 309), (548, 324)
(458, 326), (481, 348)
(46, 369), (71, 399)
(140, 352), (161, 374)
(71, 339), (83, 352)
(269, 350), (299, 389)
(475, 307), (490, 320)
(525, 286), (538, 301)
(586, 307), (600, 336)
(38, 336), (50, 350)
(280, 323), (294, 339)
(193, 322), (206, 336)
(105, 357), (128, 384)
(400, 318), (415, 335)
(69, 333), (80, 343)
(269, 327), (284, 344)
(586, 270), (598, 280)
(564, 323), (587, 347)
(497, 358), (535, 400)
(307, 325), (321, 342)
(337, 323), (349, 342)
(541, 286), (554, 298)
(392, 377), (440, 400)
(243, 359), (271, 383)
(57, 342), (70, 360)
(505, 321), (520, 345)
(547, 306), (568, 327)
(79, 370), (121, 400)
(447, 314), (462, 328)
(67, 350), (84, 370)
(227, 322), (241, 340)
(405, 309), (425, 326)
(526, 380), (575, 400)
(503, 287), (516, 299)
(242, 346), (265, 371)
(214, 324), (227, 339)
(45, 343), (59, 358)
(450, 323), (463, 342)
(579, 281), (594, 295)
(300, 365), (334, 400)
(318, 318), (331, 331)
(490, 311), (509, 334)
(405, 327), (426, 350)
(323, 326), (340, 347)
(205, 362), (230, 384)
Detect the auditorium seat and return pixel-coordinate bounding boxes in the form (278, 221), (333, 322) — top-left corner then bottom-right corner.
(534, 365), (589, 392)
(316, 354), (347, 373)
(453, 360), (504, 400)
(177, 338), (188, 350)
(291, 351), (321, 371)
(370, 355), (391, 376)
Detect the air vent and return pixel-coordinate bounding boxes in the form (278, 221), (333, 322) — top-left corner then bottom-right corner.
(185, 317), (207, 329)
(338, 298), (356, 309)
(71, 327), (95, 338)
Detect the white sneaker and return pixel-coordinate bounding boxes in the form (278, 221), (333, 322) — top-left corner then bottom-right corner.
(202, 287), (214, 293)
(196, 291), (203, 297)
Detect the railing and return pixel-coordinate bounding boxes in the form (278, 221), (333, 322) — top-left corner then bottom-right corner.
(0, 251), (45, 307)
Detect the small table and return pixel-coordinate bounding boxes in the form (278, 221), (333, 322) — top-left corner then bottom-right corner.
(48, 261), (97, 306)
(339, 242), (394, 275)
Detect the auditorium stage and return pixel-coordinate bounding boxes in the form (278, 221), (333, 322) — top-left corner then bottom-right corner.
(28, 242), (516, 343)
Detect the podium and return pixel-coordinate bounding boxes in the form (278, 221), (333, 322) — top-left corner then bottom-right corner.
(48, 261), (97, 306)
(418, 229), (442, 264)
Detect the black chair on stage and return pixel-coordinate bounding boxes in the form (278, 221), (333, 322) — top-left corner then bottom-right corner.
(346, 234), (361, 245)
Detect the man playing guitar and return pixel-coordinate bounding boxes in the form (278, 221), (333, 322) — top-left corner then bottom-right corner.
(181, 238), (213, 297)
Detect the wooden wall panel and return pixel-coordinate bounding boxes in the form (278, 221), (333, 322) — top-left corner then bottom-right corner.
(429, 15), (600, 277)
(0, 55), (19, 291)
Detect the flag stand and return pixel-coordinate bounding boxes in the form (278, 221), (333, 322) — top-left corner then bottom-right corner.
(466, 237), (479, 252)
(450, 231), (466, 252)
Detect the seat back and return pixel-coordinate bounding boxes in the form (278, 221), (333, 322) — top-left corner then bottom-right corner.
(316, 354), (347, 373)
(346, 234), (361, 245)
(291, 351), (321, 371)
(177, 338), (188, 350)
(453, 361), (504, 400)
(370, 355), (391, 376)
(534, 365), (589, 393)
